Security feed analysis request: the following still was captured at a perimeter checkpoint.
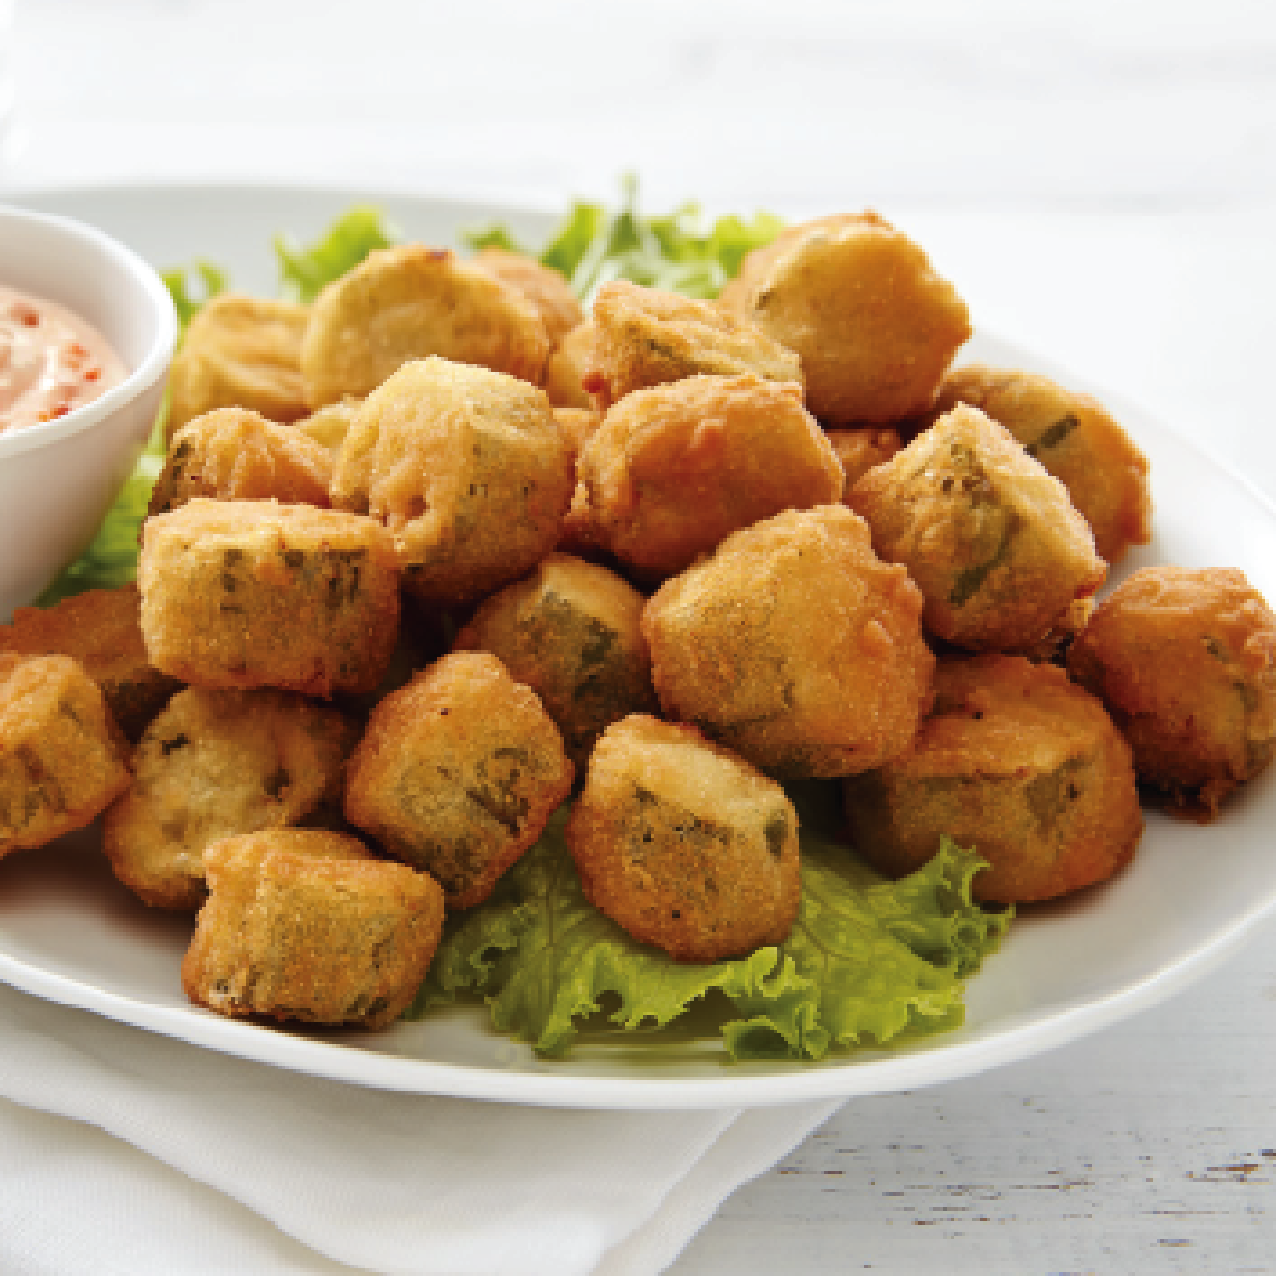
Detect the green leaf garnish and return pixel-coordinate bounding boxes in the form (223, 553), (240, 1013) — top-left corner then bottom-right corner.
(275, 205), (400, 303)
(408, 803), (1010, 1061)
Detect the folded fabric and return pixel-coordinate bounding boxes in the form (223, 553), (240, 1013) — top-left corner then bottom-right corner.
(0, 983), (840, 1275)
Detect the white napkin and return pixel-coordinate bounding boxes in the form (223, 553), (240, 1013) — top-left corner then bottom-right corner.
(0, 983), (840, 1275)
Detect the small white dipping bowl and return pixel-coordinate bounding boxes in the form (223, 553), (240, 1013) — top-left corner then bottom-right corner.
(0, 204), (177, 621)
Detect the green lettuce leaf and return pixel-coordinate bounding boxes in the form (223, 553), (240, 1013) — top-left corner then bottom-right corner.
(160, 260), (229, 339)
(35, 448), (164, 605)
(465, 175), (784, 302)
(408, 801), (1011, 1062)
(275, 205), (399, 303)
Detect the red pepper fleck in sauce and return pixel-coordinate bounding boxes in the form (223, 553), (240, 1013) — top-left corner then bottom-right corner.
(0, 286), (126, 434)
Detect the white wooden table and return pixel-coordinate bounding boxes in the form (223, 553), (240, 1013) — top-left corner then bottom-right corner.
(5, 1), (1276, 1271)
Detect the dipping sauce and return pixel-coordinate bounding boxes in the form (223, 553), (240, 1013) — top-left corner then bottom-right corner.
(0, 285), (126, 434)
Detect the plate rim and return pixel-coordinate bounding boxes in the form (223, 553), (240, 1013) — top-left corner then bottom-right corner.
(3, 180), (1276, 1110)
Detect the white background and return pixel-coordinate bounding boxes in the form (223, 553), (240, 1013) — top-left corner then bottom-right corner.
(3, 1), (1276, 1271)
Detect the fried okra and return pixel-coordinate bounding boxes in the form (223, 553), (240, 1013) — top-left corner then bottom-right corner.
(643, 505), (934, 777)
(1067, 566), (1276, 812)
(848, 404), (1106, 652)
(586, 281), (803, 407)
(301, 244), (550, 408)
(544, 320), (599, 409)
(344, 652), (574, 908)
(472, 246), (584, 348)
(453, 554), (658, 768)
(138, 500), (399, 696)
(0, 654), (131, 859)
(329, 357), (574, 606)
(932, 364), (1152, 564)
(718, 212), (971, 424)
(844, 656), (1143, 903)
(576, 374), (844, 580)
(148, 409), (333, 517)
(167, 294), (310, 441)
(0, 585), (178, 741)
(103, 687), (355, 909)
(826, 427), (902, 500)
(182, 829), (444, 1028)
(566, 715), (800, 963)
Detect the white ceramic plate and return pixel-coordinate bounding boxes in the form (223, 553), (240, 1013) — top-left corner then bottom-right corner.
(2, 185), (1275, 1110)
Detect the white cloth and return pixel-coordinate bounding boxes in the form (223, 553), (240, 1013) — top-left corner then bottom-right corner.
(0, 983), (839, 1275)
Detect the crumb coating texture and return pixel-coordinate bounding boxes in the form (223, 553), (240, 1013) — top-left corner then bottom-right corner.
(844, 655), (1143, 902)
(0, 653), (131, 857)
(103, 687), (356, 909)
(643, 505), (934, 777)
(138, 499), (400, 695)
(182, 829), (444, 1028)
(1068, 566), (1276, 811)
(344, 652), (574, 908)
(566, 714), (801, 962)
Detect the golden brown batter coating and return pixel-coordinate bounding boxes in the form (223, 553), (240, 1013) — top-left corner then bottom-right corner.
(182, 829), (444, 1028)
(0, 654), (131, 859)
(167, 294), (310, 441)
(643, 505), (934, 777)
(544, 320), (599, 409)
(301, 244), (550, 408)
(848, 404), (1106, 652)
(566, 714), (800, 963)
(149, 409), (333, 518)
(294, 397), (362, 451)
(344, 652), (574, 908)
(552, 406), (602, 460)
(329, 357), (574, 606)
(1067, 566), (1276, 812)
(453, 554), (658, 768)
(576, 374), (844, 581)
(718, 211), (971, 425)
(138, 499), (400, 696)
(472, 246), (584, 348)
(931, 364), (1152, 564)
(844, 656), (1143, 903)
(102, 687), (356, 909)
(825, 427), (902, 500)
(0, 585), (179, 741)
(586, 281), (803, 407)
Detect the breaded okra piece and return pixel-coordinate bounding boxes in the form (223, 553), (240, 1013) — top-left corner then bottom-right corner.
(453, 553), (659, 768)
(585, 281), (803, 407)
(575, 374), (844, 581)
(1067, 566), (1276, 812)
(0, 653), (131, 859)
(329, 357), (574, 607)
(148, 408), (333, 517)
(301, 244), (550, 408)
(0, 585), (179, 741)
(182, 828), (445, 1029)
(167, 294), (310, 441)
(566, 715), (801, 963)
(929, 364), (1152, 565)
(138, 499), (399, 696)
(344, 652), (574, 908)
(103, 687), (356, 909)
(843, 656), (1143, 903)
(719, 211), (971, 424)
(848, 404), (1106, 653)
(643, 505), (934, 778)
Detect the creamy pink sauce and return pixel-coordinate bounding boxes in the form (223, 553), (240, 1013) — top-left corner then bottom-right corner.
(0, 285), (126, 434)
